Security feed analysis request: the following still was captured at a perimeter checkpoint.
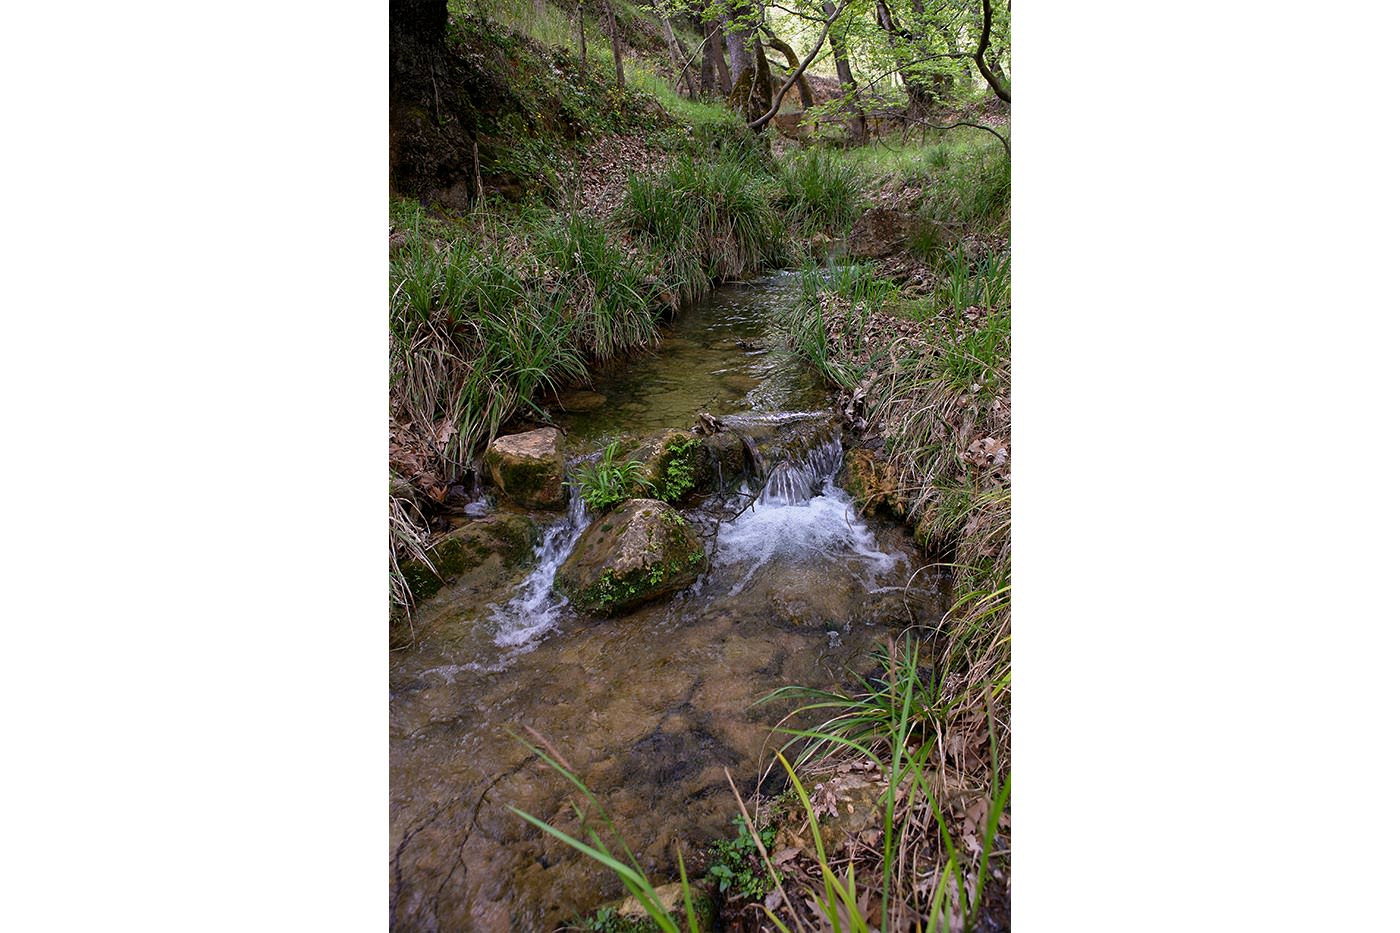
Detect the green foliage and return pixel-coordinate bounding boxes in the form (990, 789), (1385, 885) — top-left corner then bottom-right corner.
(776, 148), (865, 235)
(657, 438), (700, 503)
(705, 816), (778, 900)
(534, 212), (661, 360)
(571, 441), (651, 512)
(619, 153), (785, 301)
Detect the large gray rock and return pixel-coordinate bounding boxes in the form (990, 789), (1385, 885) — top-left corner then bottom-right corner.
(554, 499), (707, 614)
(483, 427), (566, 509)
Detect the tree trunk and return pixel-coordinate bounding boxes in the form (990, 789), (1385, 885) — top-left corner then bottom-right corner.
(659, 14), (697, 99)
(821, 1), (866, 143)
(703, 22), (731, 95)
(576, 0), (587, 71)
(873, 0), (934, 117)
(974, 0), (1010, 102)
(605, 0), (625, 89)
(763, 30), (813, 109)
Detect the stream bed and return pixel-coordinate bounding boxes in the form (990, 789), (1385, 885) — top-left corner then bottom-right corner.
(390, 272), (943, 930)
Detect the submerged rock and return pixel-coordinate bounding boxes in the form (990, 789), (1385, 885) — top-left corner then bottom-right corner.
(400, 513), (540, 603)
(552, 389), (606, 412)
(483, 427), (566, 509)
(554, 498), (707, 615)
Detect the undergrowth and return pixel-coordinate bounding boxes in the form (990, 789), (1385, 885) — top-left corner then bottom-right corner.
(571, 441), (651, 512)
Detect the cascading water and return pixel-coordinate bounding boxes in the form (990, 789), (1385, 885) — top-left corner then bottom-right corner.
(715, 416), (905, 595)
(484, 487), (588, 650)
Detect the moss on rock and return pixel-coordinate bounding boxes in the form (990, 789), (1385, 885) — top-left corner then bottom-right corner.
(483, 427), (567, 510)
(401, 513), (540, 603)
(555, 498), (707, 614)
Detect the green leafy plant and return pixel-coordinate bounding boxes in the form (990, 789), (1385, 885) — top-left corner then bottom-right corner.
(776, 148), (865, 235)
(706, 815), (779, 900)
(571, 441), (651, 512)
(658, 438), (700, 503)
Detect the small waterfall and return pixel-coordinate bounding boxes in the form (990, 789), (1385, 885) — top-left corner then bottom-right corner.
(486, 490), (588, 649)
(756, 434), (843, 506)
(715, 414), (903, 594)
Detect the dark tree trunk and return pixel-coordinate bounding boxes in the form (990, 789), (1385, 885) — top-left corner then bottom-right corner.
(703, 20), (732, 95)
(873, 0), (934, 117)
(763, 30), (814, 109)
(822, 1), (867, 143)
(723, 3), (770, 126)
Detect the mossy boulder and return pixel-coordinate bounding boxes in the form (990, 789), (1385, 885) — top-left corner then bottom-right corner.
(400, 513), (540, 603)
(554, 499), (707, 615)
(484, 427), (566, 509)
(624, 430), (703, 503)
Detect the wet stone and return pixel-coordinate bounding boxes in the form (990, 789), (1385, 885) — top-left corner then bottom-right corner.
(554, 498), (707, 615)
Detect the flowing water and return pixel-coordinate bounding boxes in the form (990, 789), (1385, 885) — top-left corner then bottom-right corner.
(390, 273), (943, 931)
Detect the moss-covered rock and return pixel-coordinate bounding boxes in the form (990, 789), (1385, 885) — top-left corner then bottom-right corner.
(624, 430), (703, 503)
(400, 513), (540, 603)
(554, 498), (707, 614)
(484, 427), (566, 510)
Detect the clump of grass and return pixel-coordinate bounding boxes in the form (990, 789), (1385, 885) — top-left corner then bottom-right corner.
(776, 148), (865, 235)
(534, 211), (661, 360)
(389, 478), (434, 625)
(761, 633), (1010, 931)
(619, 153), (785, 301)
(571, 441), (652, 512)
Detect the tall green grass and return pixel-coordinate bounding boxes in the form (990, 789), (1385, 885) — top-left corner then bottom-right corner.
(776, 149), (865, 235)
(619, 154), (785, 301)
(389, 205), (661, 476)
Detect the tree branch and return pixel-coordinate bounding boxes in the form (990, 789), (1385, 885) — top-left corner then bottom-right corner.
(866, 109), (1009, 156)
(974, 0), (1010, 102)
(747, 0), (847, 130)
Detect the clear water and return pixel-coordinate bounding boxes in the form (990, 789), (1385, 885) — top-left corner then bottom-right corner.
(390, 274), (942, 931)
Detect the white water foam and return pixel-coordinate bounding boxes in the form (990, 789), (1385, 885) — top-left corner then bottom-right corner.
(485, 493), (588, 650)
(716, 435), (905, 594)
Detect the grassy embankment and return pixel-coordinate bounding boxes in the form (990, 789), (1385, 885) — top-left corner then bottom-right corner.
(522, 131), (1012, 931)
(389, 5), (864, 621)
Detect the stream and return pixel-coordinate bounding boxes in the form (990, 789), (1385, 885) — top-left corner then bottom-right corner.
(390, 272), (944, 931)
